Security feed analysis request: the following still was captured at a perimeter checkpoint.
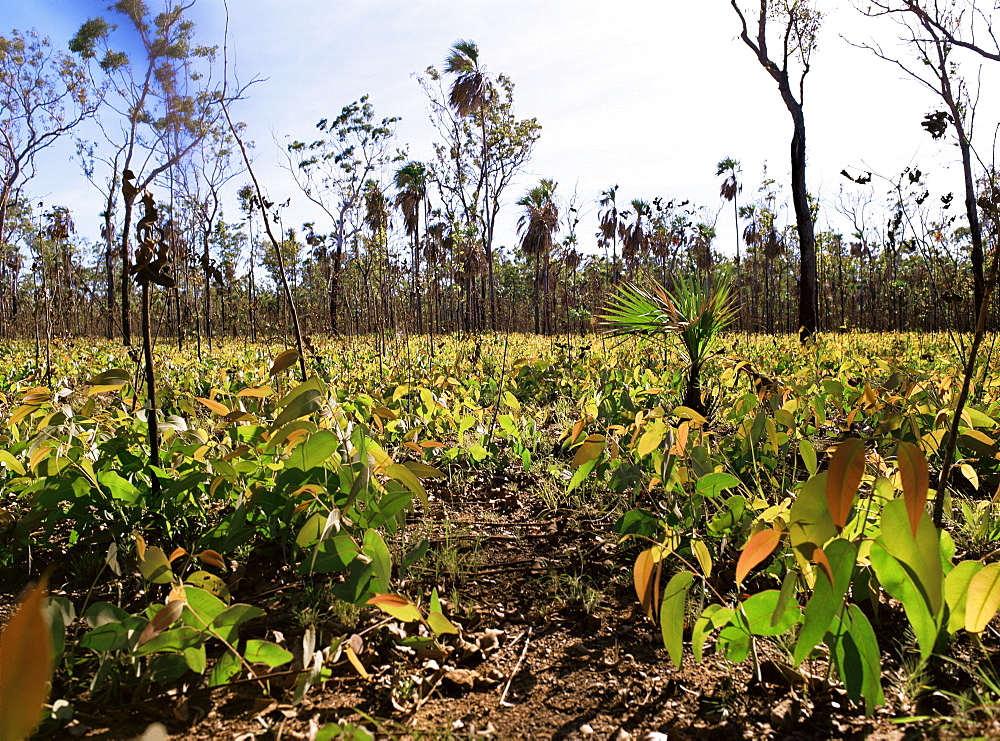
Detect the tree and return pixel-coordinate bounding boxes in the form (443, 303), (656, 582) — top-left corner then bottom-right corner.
(860, 1), (986, 314)
(394, 160), (428, 332)
(597, 185), (621, 286)
(420, 40), (540, 331)
(717, 157), (742, 264)
(729, 0), (822, 341)
(517, 179), (559, 333)
(179, 122), (243, 350)
(286, 96), (400, 334)
(0, 29), (100, 255)
(71, 0), (233, 345)
(620, 199), (652, 275)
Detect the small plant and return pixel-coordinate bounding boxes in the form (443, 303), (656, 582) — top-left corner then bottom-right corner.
(601, 271), (737, 416)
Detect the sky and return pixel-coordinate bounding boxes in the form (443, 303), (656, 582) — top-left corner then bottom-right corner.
(5, 0), (999, 259)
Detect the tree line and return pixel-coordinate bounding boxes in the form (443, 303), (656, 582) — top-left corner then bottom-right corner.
(1, 0), (999, 349)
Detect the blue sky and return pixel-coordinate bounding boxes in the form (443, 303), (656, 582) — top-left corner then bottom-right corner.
(5, 0), (996, 257)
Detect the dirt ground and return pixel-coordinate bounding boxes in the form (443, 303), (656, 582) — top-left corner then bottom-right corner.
(16, 470), (1000, 740)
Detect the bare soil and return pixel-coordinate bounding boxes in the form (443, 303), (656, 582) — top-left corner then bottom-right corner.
(13, 469), (1000, 740)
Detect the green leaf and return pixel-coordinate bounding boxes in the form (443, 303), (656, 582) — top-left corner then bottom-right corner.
(696, 471), (741, 498)
(211, 604), (264, 644)
(788, 473), (838, 570)
(614, 509), (661, 539)
(145, 653), (190, 683)
(878, 498), (943, 617)
(301, 532), (358, 575)
(182, 587), (228, 630)
(636, 420), (666, 458)
(87, 368), (130, 395)
(0, 449), (25, 476)
(799, 439), (817, 476)
(692, 605), (734, 663)
(79, 622), (129, 653)
(869, 541), (939, 662)
(363, 529), (392, 594)
(659, 571), (694, 667)
(830, 604), (884, 714)
(44, 596), (75, 665)
(568, 454), (600, 493)
(708, 495), (745, 534)
(184, 644), (207, 674)
(133, 626), (203, 656)
(207, 650), (241, 687)
(286, 430), (339, 470)
(718, 624), (750, 663)
(793, 539), (857, 666)
(384, 463), (429, 511)
(427, 610), (458, 636)
(739, 589), (800, 636)
(137, 545), (174, 584)
(271, 377), (326, 430)
(244, 640), (293, 667)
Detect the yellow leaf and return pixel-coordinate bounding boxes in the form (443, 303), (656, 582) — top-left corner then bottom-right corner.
(269, 349), (300, 377)
(195, 397), (231, 417)
(344, 643), (370, 679)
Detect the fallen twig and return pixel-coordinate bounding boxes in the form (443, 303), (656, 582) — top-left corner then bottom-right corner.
(499, 626), (532, 707)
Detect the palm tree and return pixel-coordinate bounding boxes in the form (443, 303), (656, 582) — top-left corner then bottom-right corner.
(597, 185), (620, 285)
(517, 179), (560, 333)
(717, 157), (742, 332)
(601, 272), (738, 417)
(444, 39), (498, 330)
(620, 199), (652, 274)
(394, 161), (428, 332)
(716, 158), (742, 263)
(444, 40), (494, 117)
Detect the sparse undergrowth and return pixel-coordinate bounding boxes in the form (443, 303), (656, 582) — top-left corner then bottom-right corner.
(3, 332), (1000, 739)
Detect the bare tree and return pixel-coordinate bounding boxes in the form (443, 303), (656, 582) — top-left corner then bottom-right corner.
(729, 0), (822, 340)
(859, 1), (987, 313)
(0, 29), (101, 252)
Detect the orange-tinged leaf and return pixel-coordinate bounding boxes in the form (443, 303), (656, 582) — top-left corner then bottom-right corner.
(366, 593), (423, 623)
(812, 545), (834, 585)
(826, 437), (866, 529)
(966, 562), (1000, 633)
(196, 397), (231, 416)
(634, 546), (664, 619)
(736, 529), (781, 586)
(897, 441), (928, 537)
(195, 549), (227, 571)
(572, 434), (605, 469)
(29, 445), (54, 472)
(269, 349), (299, 377)
(0, 576), (53, 741)
(168, 547), (187, 563)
